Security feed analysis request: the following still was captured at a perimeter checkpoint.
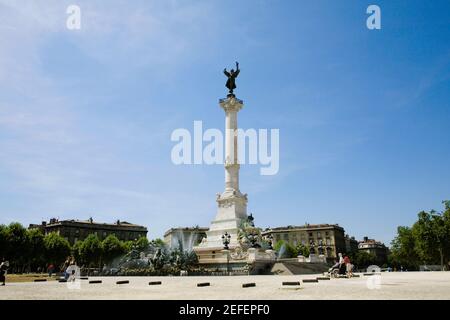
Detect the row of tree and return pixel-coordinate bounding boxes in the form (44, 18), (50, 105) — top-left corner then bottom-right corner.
(0, 222), (151, 273)
(389, 201), (450, 270)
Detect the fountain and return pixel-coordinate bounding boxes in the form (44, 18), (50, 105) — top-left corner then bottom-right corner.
(103, 237), (198, 276)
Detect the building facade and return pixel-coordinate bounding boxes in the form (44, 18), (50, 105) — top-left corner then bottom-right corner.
(29, 218), (148, 245)
(164, 227), (208, 251)
(358, 236), (389, 265)
(262, 224), (347, 261)
(345, 234), (359, 254)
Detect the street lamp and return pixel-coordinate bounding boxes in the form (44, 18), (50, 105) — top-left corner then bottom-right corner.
(222, 232), (231, 275)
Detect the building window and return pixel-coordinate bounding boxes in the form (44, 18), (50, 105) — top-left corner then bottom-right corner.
(326, 238), (331, 245)
(317, 232), (321, 238)
(309, 232), (313, 237)
(325, 231), (329, 236)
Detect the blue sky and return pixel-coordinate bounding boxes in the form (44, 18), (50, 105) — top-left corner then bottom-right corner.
(0, 0), (449, 246)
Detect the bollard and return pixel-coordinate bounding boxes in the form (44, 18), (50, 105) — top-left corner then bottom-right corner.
(242, 283), (256, 288)
(89, 280), (102, 284)
(302, 279), (318, 283)
(197, 282), (210, 287)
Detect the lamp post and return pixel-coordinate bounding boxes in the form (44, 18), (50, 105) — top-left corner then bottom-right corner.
(222, 232), (231, 275)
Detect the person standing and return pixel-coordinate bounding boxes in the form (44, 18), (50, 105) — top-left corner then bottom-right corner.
(343, 254), (352, 278)
(47, 263), (54, 277)
(0, 260), (9, 286)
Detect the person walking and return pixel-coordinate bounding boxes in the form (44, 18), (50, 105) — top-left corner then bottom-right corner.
(343, 254), (352, 278)
(47, 263), (54, 277)
(0, 260), (9, 286)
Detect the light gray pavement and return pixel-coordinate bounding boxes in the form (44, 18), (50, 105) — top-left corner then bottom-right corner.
(1, 272), (450, 300)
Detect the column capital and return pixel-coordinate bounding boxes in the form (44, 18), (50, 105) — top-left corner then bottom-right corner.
(219, 96), (244, 112)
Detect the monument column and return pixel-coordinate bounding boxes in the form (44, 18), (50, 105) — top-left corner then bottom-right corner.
(194, 62), (248, 255)
(221, 97), (242, 196)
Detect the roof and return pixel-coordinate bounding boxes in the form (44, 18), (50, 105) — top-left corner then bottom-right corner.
(41, 219), (147, 231)
(263, 223), (344, 233)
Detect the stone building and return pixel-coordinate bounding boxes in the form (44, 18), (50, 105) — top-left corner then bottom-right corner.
(358, 236), (389, 265)
(29, 218), (148, 245)
(261, 224), (347, 261)
(164, 227), (208, 251)
(345, 234), (359, 254)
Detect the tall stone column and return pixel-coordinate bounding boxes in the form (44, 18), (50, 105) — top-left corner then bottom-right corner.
(195, 96), (248, 249)
(222, 96), (241, 195)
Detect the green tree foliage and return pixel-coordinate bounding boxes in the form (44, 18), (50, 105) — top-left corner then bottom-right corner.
(6, 222), (30, 272)
(79, 234), (103, 267)
(27, 228), (46, 270)
(44, 232), (71, 268)
(134, 236), (149, 251)
(274, 240), (298, 258)
(389, 201), (450, 270)
(0, 224), (8, 260)
(390, 226), (420, 269)
(296, 244), (310, 257)
(72, 240), (83, 265)
(102, 234), (126, 264)
(351, 251), (377, 269)
(0, 222), (155, 273)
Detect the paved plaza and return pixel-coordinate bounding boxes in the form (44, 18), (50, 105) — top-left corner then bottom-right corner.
(1, 272), (449, 300)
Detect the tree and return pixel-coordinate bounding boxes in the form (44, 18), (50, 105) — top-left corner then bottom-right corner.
(390, 201), (450, 270)
(296, 244), (310, 257)
(134, 236), (149, 251)
(274, 240), (297, 258)
(102, 234), (126, 265)
(44, 232), (71, 269)
(352, 251), (377, 269)
(6, 222), (29, 272)
(72, 240), (83, 265)
(79, 234), (103, 268)
(412, 208), (450, 268)
(27, 228), (46, 271)
(389, 226), (420, 270)
(0, 224), (8, 261)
